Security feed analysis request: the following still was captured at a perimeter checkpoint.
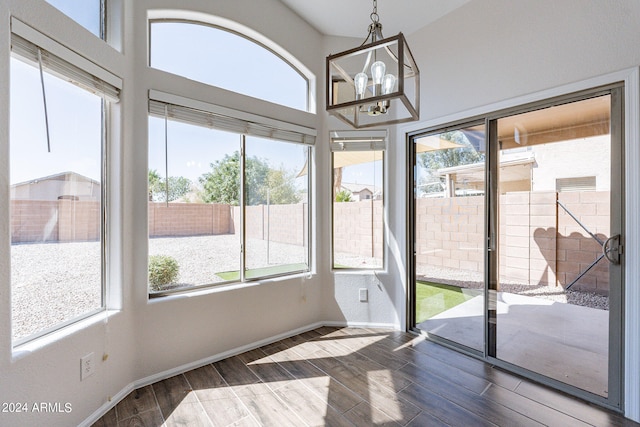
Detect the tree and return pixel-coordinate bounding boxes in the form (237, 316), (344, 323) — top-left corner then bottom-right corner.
(419, 131), (484, 171)
(335, 189), (353, 202)
(264, 168), (301, 205)
(198, 151), (301, 205)
(199, 152), (242, 205)
(418, 131), (484, 195)
(148, 169), (162, 201)
(148, 169), (192, 202)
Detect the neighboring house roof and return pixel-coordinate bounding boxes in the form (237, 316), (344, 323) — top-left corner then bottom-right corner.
(11, 171), (100, 188)
(341, 182), (380, 195)
(11, 171), (101, 201)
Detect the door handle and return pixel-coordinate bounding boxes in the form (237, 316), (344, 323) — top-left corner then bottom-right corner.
(603, 234), (621, 265)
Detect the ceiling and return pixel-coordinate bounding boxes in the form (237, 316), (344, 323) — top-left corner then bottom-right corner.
(279, 0), (472, 38)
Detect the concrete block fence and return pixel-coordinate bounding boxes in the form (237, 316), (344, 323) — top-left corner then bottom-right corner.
(10, 192), (609, 294)
(416, 191), (610, 294)
(11, 199), (100, 243)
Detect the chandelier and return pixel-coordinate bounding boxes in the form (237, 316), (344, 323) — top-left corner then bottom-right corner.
(326, 0), (420, 128)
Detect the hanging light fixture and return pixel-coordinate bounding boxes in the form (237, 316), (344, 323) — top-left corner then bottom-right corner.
(326, 0), (420, 128)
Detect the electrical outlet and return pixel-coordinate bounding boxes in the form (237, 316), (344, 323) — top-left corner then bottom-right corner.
(81, 352), (95, 381)
(359, 288), (368, 302)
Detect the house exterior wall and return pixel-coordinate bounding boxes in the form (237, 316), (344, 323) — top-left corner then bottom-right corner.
(11, 175), (101, 201)
(531, 136), (611, 192)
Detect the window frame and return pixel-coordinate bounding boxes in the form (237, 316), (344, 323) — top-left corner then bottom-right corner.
(330, 130), (387, 271)
(45, 0), (107, 40)
(9, 19), (120, 346)
(147, 92), (315, 297)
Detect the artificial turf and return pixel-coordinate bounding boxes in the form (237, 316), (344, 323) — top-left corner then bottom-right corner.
(415, 280), (482, 323)
(216, 262), (308, 281)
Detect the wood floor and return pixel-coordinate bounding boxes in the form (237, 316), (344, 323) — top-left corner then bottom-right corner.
(92, 327), (637, 427)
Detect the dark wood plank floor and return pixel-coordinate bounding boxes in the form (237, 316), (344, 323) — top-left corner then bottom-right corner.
(93, 327), (638, 427)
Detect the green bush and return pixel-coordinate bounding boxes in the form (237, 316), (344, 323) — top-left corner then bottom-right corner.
(335, 189), (353, 202)
(148, 255), (179, 291)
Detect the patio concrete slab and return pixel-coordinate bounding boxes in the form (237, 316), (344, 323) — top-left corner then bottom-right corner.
(418, 292), (609, 397)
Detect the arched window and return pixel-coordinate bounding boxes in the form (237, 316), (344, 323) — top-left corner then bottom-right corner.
(150, 20), (309, 111)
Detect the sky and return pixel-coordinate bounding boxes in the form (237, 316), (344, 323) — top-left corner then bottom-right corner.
(150, 22), (308, 112)
(10, 58), (102, 184)
(45, 0), (101, 37)
(10, 1), (101, 185)
(148, 117), (309, 188)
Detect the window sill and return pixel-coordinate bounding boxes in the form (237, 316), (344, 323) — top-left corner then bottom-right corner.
(332, 268), (385, 275)
(148, 271), (315, 302)
(12, 309), (118, 361)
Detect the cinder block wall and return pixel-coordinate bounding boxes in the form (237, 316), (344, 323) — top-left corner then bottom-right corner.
(332, 200), (384, 259)
(11, 194), (609, 294)
(148, 202), (232, 237)
(415, 191), (610, 295)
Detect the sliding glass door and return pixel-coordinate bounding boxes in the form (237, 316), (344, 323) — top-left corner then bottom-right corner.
(410, 86), (624, 409)
(412, 124), (486, 352)
(489, 91), (623, 403)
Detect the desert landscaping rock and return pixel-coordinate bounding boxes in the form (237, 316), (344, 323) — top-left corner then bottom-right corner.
(11, 238), (609, 341)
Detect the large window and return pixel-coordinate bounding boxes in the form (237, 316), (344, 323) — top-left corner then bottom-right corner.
(148, 95), (313, 295)
(149, 21), (309, 111)
(331, 131), (385, 270)
(9, 20), (120, 344)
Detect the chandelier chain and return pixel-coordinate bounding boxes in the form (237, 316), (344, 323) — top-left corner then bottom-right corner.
(370, 0), (379, 24)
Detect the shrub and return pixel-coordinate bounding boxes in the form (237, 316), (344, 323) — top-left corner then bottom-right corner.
(335, 189), (353, 202)
(148, 255), (179, 291)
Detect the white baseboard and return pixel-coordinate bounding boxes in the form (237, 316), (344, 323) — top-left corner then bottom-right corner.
(322, 320), (401, 330)
(80, 320), (400, 426)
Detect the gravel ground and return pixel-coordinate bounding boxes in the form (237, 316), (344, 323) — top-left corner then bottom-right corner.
(11, 241), (102, 341)
(417, 265), (609, 310)
(148, 235), (308, 287)
(334, 253), (382, 269)
(11, 236), (310, 340)
(10, 238), (609, 341)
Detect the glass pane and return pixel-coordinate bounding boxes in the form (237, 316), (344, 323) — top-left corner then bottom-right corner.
(413, 126), (486, 351)
(150, 22), (308, 111)
(244, 137), (309, 279)
(148, 118), (241, 291)
(10, 58), (103, 342)
(332, 150), (384, 269)
(495, 95), (611, 396)
(46, 0), (102, 37)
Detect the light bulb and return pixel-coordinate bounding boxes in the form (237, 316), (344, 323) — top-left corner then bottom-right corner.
(382, 74), (396, 95)
(370, 61), (386, 85)
(354, 72), (368, 100)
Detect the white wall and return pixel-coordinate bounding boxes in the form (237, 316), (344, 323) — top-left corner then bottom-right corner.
(409, 0), (640, 121)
